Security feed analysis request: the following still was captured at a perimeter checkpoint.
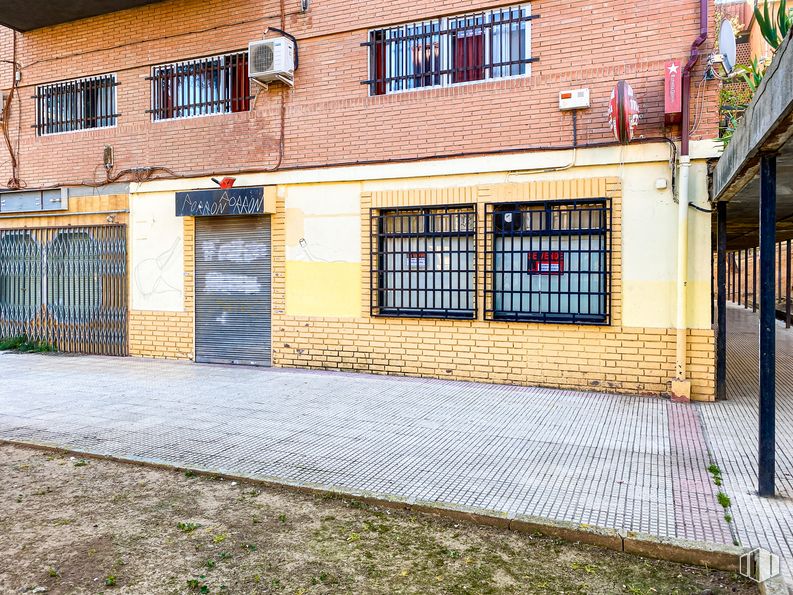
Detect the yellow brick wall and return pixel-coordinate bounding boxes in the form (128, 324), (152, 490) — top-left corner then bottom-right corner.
(272, 177), (716, 401)
(128, 217), (195, 359)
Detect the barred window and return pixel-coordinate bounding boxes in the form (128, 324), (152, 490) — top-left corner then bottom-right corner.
(485, 199), (611, 324)
(372, 206), (476, 318)
(364, 4), (535, 96)
(35, 74), (118, 135)
(149, 51), (251, 121)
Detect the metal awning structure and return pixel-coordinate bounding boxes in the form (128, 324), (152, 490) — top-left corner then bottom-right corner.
(0, 0), (162, 31)
(711, 30), (793, 499)
(713, 31), (793, 249)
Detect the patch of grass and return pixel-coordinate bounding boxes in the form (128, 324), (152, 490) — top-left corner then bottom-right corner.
(177, 522), (200, 533)
(212, 533), (227, 544)
(0, 335), (26, 350)
(73, 459), (88, 467)
(277, 514), (287, 523)
(717, 492), (732, 509)
(186, 576), (209, 593)
(724, 514), (733, 523)
(0, 335), (56, 353)
(104, 575), (117, 587)
(47, 566), (59, 578)
(184, 470), (196, 478)
(707, 464), (721, 476)
(52, 518), (74, 526)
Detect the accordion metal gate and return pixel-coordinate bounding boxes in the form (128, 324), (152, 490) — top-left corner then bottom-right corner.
(0, 225), (128, 355)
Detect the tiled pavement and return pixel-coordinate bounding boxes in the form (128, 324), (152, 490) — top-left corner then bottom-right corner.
(0, 305), (790, 585)
(698, 303), (793, 585)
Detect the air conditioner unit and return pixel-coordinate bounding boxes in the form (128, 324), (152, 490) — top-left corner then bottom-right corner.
(249, 37), (295, 87)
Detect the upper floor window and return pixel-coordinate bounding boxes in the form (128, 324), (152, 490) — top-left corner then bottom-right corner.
(35, 74), (117, 136)
(149, 51), (251, 121)
(364, 4), (535, 96)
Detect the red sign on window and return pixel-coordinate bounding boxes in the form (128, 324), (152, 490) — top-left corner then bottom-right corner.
(528, 251), (564, 274)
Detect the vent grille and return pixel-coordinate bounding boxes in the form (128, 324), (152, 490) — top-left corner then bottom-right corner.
(252, 43), (275, 73)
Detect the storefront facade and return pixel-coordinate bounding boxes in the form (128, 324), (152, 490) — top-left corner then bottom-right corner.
(121, 142), (717, 400)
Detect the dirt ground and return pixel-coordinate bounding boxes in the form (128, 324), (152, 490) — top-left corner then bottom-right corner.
(0, 444), (756, 595)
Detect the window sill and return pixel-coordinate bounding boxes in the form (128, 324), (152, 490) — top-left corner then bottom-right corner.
(489, 312), (610, 326)
(374, 309), (476, 320)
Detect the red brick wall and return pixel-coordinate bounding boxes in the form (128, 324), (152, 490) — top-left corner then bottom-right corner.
(0, 0), (720, 188)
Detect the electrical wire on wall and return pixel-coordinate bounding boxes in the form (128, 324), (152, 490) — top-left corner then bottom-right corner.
(1, 31), (23, 189)
(261, 0), (290, 173)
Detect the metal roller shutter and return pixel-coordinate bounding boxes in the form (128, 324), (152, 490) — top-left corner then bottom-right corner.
(195, 215), (271, 366)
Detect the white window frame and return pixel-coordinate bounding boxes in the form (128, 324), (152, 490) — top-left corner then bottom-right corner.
(367, 3), (532, 97)
(35, 73), (118, 136)
(150, 51), (249, 122)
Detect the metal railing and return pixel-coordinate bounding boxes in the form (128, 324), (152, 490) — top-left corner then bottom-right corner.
(148, 51), (252, 120)
(0, 225), (128, 355)
(34, 74), (119, 135)
(371, 205), (477, 319)
(484, 199), (611, 324)
(726, 239), (793, 328)
(362, 5), (537, 95)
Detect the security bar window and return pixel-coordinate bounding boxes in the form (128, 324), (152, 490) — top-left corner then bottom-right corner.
(364, 4), (535, 95)
(149, 51), (251, 121)
(485, 199), (610, 324)
(372, 205), (476, 318)
(35, 74), (118, 135)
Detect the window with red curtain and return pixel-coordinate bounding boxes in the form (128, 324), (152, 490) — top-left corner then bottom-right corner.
(452, 30), (485, 83)
(373, 30), (387, 96)
(230, 53), (251, 113)
(366, 5), (531, 96)
(151, 51), (250, 121)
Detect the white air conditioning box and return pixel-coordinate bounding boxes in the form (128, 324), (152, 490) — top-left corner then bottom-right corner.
(249, 37), (295, 86)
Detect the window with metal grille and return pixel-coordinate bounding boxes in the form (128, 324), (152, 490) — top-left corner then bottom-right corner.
(372, 205), (476, 318)
(363, 4), (535, 96)
(485, 199), (611, 324)
(34, 74), (118, 135)
(149, 51), (251, 121)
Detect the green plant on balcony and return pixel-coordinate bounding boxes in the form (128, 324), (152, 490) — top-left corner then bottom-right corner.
(754, 0), (792, 50)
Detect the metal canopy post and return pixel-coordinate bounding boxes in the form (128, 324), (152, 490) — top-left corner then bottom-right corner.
(787, 239), (791, 328)
(744, 249), (749, 307)
(758, 153), (777, 498)
(716, 201), (728, 401)
(735, 250), (745, 306)
(753, 246), (757, 312)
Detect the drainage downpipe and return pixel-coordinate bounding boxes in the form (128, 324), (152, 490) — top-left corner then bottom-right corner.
(673, 0), (708, 401)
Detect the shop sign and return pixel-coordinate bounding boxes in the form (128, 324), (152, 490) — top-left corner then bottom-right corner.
(408, 251), (427, 268)
(528, 251), (564, 274)
(176, 187), (265, 217)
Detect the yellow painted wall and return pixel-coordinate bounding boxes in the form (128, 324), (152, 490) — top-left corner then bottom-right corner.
(283, 183), (362, 318)
(285, 261), (361, 317)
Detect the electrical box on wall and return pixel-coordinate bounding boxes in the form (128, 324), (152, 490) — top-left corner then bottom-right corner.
(0, 188), (68, 214)
(559, 88), (590, 111)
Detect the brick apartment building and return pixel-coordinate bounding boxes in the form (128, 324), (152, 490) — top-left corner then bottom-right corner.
(0, 0), (723, 400)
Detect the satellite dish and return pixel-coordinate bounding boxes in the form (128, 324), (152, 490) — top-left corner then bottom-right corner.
(719, 20), (737, 75)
